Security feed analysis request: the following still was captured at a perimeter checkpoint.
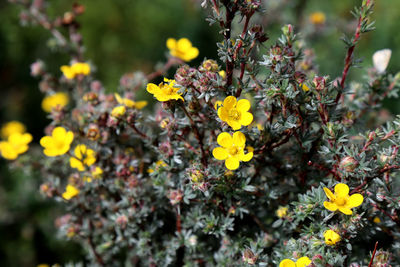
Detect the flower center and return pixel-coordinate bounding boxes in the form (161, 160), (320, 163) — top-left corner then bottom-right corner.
(228, 109), (240, 120)
(335, 197), (347, 206)
(228, 146), (239, 155)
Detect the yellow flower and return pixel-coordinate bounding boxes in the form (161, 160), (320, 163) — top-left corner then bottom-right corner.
(309, 12), (326, 25)
(60, 65), (75, 79)
(69, 144), (96, 171)
(146, 78), (184, 102)
(166, 38), (199, 62)
(323, 183), (364, 215)
(148, 160), (167, 173)
(373, 216), (381, 224)
(42, 92), (69, 113)
(301, 84), (310, 92)
(276, 206), (288, 218)
(72, 62), (90, 75)
(324, 229), (341, 246)
(279, 257), (311, 267)
(60, 62), (90, 79)
(92, 166), (103, 178)
(111, 106), (126, 118)
(217, 96), (253, 130)
(40, 127), (74, 157)
(1, 121), (26, 139)
(62, 184), (80, 200)
(219, 70), (226, 79)
(114, 93), (147, 109)
(0, 132), (32, 160)
(212, 132), (253, 170)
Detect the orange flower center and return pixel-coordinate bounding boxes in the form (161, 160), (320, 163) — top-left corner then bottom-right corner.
(228, 109), (240, 120)
(335, 197), (347, 206)
(228, 146), (239, 155)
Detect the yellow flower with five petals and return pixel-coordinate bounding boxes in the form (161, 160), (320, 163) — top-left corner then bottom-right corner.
(1, 121), (26, 139)
(217, 96), (253, 130)
(324, 229), (341, 246)
(41, 92), (69, 113)
(212, 131), (253, 170)
(166, 38), (199, 62)
(40, 127), (74, 157)
(146, 78), (184, 102)
(69, 144), (96, 171)
(0, 132), (32, 160)
(323, 183), (363, 215)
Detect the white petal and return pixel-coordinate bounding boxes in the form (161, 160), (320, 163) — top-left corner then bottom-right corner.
(373, 49), (391, 74)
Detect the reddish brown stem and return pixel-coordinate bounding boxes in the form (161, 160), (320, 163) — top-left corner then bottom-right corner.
(368, 242), (379, 267)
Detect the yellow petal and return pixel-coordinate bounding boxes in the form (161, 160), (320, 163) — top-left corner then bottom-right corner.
(135, 101), (148, 109)
(146, 83), (159, 94)
(236, 99), (251, 112)
(70, 157), (84, 171)
(323, 187), (335, 200)
(223, 96), (237, 109)
(233, 131), (246, 147)
(279, 259), (296, 267)
(240, 151), (253, 162)
(334, 183), (349, 198)
(347, 193), (363, 208)
(228, 120), (242, 130)
(177, 38), (192, 50)
(225, 157), (240, 170)
(240, 112), (253, 126)
(323, 201), (338, 211)
(218, 107), (229, 121)
(185, 47), (199, 61)
(217, 132), (233, 148)
(114, 93), (123, 104)
(212, 147), (228, 160)
(53, 127), (67, 140)
(338, 207), (353, 215)
(166, 38), (176, 50)
(296, 257), (311, 267)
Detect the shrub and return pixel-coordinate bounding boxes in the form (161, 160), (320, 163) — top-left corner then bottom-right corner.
(3, 0), (400, 266)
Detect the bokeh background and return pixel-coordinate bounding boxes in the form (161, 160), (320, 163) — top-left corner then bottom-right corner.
(0, 0), (399, 265)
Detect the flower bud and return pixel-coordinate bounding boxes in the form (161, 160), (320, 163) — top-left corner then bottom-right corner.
(201, 59), (219, 72)
(339, 156), (358, 172)
(115, 215), (128, 229)
(242, 249), (257, 265)
(30, 60), (45, 77)
(168, 190), (183, 205)
(313, 76), (326, 90)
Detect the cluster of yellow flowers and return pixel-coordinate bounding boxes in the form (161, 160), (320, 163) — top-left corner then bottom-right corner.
(0, 121), (32, 160)
(39, 126), (104, 200)
(41, 92), (69, 113)
(213, 96), (254, 170)
(60, 62), (91, 79)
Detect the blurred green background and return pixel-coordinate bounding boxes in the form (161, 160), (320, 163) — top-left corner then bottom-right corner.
(0, 0), (399, 265)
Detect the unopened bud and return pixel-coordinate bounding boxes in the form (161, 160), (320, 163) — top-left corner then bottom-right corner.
(339, 156), (358, 172)
(242, 249), (257, 265)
